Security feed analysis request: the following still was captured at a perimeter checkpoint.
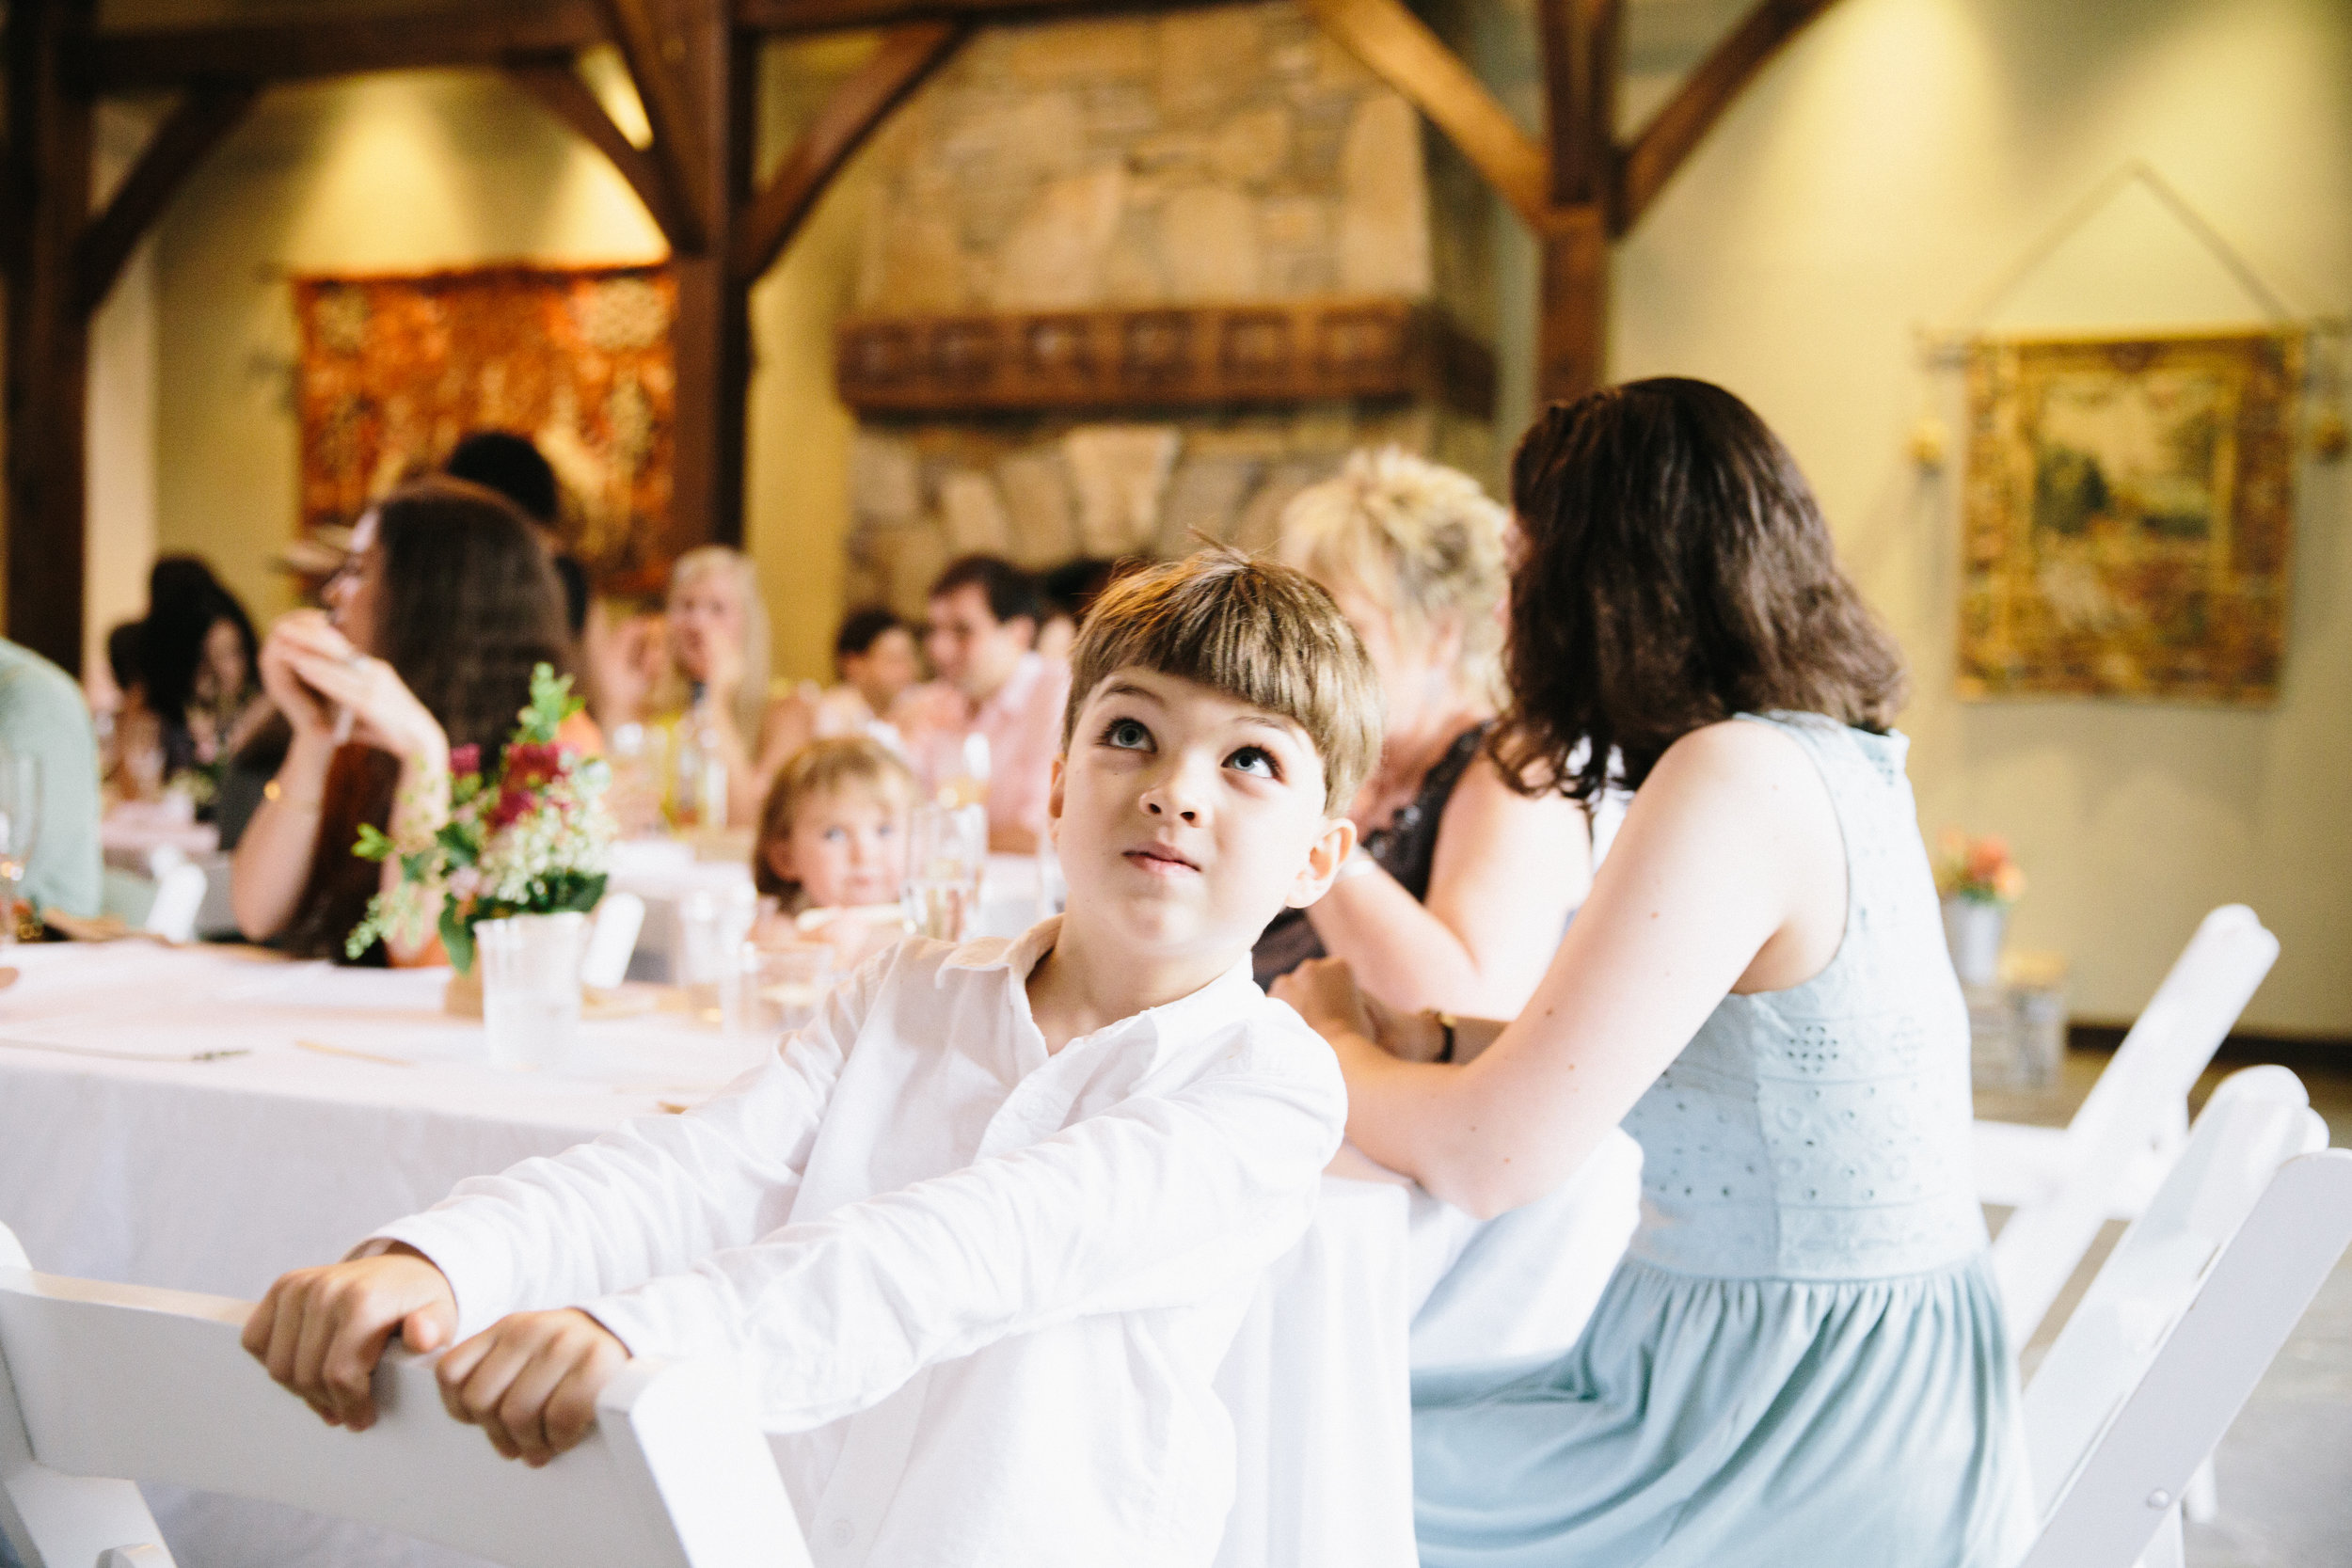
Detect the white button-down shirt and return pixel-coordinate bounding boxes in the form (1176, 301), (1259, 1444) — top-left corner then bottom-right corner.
(375, 919), (1347, 1568)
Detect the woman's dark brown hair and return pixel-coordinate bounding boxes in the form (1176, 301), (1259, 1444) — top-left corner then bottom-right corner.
(373, 477), (575, 759)
(278, 478), (573, 961)
(1493, 376), (1906, 802)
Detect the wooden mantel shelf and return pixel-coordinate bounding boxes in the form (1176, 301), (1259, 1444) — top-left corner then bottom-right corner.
(835, 297), (1496, 420)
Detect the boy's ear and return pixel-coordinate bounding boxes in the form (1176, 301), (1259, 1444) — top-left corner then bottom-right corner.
(1284, 815), (1359, 910)
(1046, 753), (1066, 839)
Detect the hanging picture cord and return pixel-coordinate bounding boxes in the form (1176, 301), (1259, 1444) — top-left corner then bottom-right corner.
(1915, 158), (2346, 365)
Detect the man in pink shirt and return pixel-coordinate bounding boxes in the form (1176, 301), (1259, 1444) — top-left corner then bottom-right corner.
(898, 556), (1072, 852)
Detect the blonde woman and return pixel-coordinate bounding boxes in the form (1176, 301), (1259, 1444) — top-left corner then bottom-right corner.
(608, 546), (798, 829)
(1256, 449), (1593, 1020)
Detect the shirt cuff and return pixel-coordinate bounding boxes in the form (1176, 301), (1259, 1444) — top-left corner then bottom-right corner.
(364, 1215), (516, 1343)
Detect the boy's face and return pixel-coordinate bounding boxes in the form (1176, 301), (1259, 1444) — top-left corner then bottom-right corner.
(767, 784), (909, 909)
(1049, 667), (1355, 967)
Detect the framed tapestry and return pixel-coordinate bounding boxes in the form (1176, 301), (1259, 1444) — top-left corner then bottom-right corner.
(292, 262), (677, 590)
(1957, 329), (2300, 705)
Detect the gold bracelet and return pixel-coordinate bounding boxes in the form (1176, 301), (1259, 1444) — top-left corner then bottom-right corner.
(263, 777), (324, 812)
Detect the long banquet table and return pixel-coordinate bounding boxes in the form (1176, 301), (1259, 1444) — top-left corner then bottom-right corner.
(0, 941), (1414, 1568)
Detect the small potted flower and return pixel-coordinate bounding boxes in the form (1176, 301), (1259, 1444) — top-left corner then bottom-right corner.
(1933, 829), (2024, 989)
(348, 666), (615, 1059)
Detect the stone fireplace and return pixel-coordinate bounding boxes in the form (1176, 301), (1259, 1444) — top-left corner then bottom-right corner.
(836, 0), (1499, 615)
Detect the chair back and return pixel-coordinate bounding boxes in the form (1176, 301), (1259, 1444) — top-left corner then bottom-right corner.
(140, 863), (209, 944)
(1992, 905), (2277, 1338)
(2018, 1066), (2347, 1568)
(0, 1227), (810, 1568)
(583, 893), (647, 990)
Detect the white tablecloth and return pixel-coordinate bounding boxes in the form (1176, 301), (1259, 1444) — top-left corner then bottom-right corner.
(0, 942), (1413, 1568)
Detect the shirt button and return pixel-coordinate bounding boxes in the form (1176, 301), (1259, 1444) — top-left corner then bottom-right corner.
(828, 1519), (856, 1548)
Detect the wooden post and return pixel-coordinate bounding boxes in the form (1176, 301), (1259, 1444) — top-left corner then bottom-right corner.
(659, 0), (751, 552)
(3, 0), (96, 672)
(1534, 205), (1609, 406)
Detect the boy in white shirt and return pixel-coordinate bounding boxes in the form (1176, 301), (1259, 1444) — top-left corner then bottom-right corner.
(244, 549), (1384, 1567)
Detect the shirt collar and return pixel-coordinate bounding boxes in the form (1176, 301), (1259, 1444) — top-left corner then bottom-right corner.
(943, 915), (1265, 1069)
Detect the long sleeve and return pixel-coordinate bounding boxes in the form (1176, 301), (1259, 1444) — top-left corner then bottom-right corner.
(580, 1034), (1344, 1431)
(371, 963), (872, 1338)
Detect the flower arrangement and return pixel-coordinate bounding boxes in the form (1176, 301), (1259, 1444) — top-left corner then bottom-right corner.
(1934, 829), (2025, 905)
(347, 665), (615, 971)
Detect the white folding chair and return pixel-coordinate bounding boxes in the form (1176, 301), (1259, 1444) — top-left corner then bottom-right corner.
(138, 863), (208, 945)
(0, 1225), (811, 1568)
(2017, 1066), (2348, 1568)
(1982, 904), (2279, 1345)
(582, 893), (648, 991)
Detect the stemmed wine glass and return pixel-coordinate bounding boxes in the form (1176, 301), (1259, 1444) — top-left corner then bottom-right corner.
(0, 752), (43, 946)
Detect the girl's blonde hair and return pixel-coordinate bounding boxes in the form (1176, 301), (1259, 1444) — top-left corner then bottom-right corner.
(1277, 448), (1511, 703)
(753, 736), (919, 905)
(652, 545), (771, 743)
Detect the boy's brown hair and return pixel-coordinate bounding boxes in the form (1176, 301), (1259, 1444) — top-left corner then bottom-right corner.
(753, 736), (919, 902)
(1062, 548), (1383, 813)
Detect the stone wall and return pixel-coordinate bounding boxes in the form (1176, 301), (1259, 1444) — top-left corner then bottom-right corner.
(842, 1), (1499, 616)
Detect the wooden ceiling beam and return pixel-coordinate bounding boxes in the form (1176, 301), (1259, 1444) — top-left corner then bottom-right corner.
(1296, 0), (1550, 230)
(73, 83), (258, 318)
(1613, 0), (1838, 234)
(78, 1), (606, 92)
(731, 21), (962, 283)
(506, 55), (697, 248)
(735, 0), (1191, 35)
(594, 0), (714, 252)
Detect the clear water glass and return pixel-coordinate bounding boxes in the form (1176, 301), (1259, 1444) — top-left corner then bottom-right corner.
(903, 802), (986, 942)
(0, 752), (42, 945)
(679, 883), (760, 1019)
(723, 940), (834, 1039)
(476, 911), (589, 1071)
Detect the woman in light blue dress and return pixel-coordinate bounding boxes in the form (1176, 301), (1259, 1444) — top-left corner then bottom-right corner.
(1275, 378), (2032, 1566)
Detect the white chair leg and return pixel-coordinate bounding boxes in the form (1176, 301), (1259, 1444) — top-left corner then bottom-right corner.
(2132, 1504), (2185, 1568)
(98, 1547), (174, 1568)
(2182, 1457), (2218, 1523)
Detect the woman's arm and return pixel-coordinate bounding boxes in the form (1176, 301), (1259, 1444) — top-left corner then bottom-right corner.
(1301, 753), (1590, 1017)
(231, 729), (338, 941)
(1280, 720), (1848, 1219)
(231, 614), (349, 941)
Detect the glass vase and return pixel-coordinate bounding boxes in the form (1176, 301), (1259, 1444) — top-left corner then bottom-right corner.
(475, 911), (589, 1071)
(1941, 896), (2008, 990)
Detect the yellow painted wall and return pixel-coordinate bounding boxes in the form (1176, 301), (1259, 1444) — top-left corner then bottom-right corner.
(147, 58), (868, 689)
(152, 71), (669, 629)
(1593, 0), (2350, 1032)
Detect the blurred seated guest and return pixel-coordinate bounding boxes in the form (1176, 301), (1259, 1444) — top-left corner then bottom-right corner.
(766, 607), (925, 760)
(445, 430), (589, 638)
(750, 735), (916, 971)
(0, 638), (102, 918)
(1035, 557), (1130, 662)
(140, 558), (267, 808)
(230, 479), (583, 964)
(99, 619), (167, 803)
(1256, 449), (1591, 1019)
(598, 546), (798, 830)
(897, 555), (1070, 853)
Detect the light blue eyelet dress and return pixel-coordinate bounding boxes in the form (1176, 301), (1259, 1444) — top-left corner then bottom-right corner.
(1410, 714), (2034, 1567)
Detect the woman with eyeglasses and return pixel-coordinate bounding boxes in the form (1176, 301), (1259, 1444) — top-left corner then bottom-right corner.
(230, 478), (584, 964)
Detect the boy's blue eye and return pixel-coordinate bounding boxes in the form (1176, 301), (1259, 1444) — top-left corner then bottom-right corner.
(1103, 717), (1152, 751)
(1227, 745), (1279, 780)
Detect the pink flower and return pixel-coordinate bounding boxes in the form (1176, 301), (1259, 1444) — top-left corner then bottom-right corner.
(503, 741), (564, 790)
(449, 743), (482, 779)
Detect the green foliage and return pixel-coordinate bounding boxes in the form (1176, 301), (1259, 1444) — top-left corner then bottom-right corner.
(516, 663), (583, 745)
(352, 822), (396, 863)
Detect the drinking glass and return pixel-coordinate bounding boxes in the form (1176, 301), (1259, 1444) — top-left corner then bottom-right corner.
(679, 882), (760, 1021)
(0, 752), (42, 946)
(723, 940), (834, 1039)
(476, 911), (589, 1071)
(903, 801), (987, 942)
